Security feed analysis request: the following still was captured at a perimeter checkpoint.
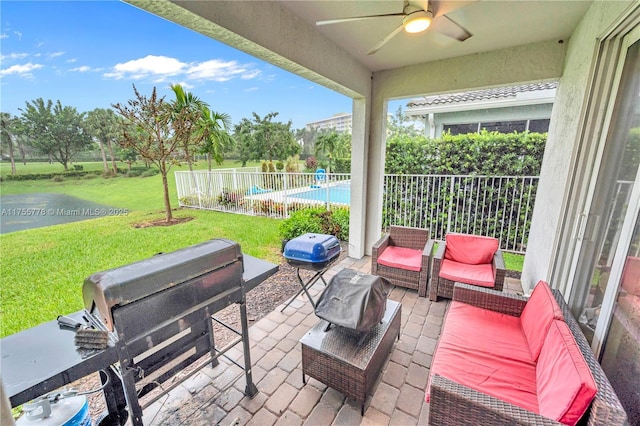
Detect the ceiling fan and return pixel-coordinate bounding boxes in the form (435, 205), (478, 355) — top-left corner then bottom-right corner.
(316, 0), (474, 55)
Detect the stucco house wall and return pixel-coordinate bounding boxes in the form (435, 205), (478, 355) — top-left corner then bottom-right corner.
(521, 0), (635, 293)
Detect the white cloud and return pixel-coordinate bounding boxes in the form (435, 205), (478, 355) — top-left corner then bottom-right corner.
(0, 34), (8, 39)
(0, 52), (29, 61)
(14, 31), (22, 40)
(105, 55), (261, 84)
(47, 51), (65, 59)
(0, 62), (43, 77)
(244, 87), (259, 92)
(186, 59), (256, 82)
(104, 55), (186, 80)
(67, 58), (78, 63)
(70, 65), (92, 72)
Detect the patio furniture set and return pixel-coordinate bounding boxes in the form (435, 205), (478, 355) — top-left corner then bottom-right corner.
(294, 227), (627, 425)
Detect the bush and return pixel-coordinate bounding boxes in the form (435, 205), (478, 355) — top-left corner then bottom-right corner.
(73, 165), (84, 171)
(127, 169), (143, 177)
(305, 156), (318, 170)
(140, 169), (159, 178)
(51, 175), (65, 182)
(279, 207), (350, 241)
(275, 161), (284, 171)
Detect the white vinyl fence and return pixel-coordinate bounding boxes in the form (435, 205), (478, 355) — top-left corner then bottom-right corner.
(176, 169), (540, 253)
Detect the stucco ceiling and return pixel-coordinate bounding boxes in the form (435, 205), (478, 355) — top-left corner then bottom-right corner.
(279, 0), (593, 72)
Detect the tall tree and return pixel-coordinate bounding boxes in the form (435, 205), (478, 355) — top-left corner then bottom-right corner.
(315, 130), (350, 173)
(113, 85), (178, 222)
(199, 106), (234, 170)
(234, 112), (300, 165)
(0, 113), (19, 175)
(167, 84), (207, 171)
(295, 126), (319, 157)
(86, 108), (121, 174)
(19, 99), (93, 171)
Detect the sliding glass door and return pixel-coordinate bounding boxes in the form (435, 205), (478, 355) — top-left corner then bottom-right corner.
(577, 30), (640, 424)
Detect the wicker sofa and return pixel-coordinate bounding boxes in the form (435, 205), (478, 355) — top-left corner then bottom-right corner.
(427, 282), (628, 425)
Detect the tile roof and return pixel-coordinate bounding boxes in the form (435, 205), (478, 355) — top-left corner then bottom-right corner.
(407, 82), (558, 108)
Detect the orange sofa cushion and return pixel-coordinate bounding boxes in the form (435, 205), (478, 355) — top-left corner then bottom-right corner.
(520, 280), (564, 361)
(377, 246), (422, 272)
(537, 320), (597, 425)
(439, 259), (495, 287)
(426, 302), (538, 412)
(444, 233), (499, 265)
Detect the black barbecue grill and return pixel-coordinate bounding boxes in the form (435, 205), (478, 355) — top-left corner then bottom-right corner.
(74, 239), (258, 425)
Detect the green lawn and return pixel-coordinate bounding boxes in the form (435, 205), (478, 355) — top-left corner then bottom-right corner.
(0, 160), (279, 337)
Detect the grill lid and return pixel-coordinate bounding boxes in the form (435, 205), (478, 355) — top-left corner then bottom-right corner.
(83, 239), (243, 330)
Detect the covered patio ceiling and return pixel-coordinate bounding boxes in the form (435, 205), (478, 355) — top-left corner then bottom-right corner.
(127, 0), (592, 97)
(279, 0), (592, 73)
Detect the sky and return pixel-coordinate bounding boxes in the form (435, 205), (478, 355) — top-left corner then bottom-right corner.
(0, 0), (362, 130)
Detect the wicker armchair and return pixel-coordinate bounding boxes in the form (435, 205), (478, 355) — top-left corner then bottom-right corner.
(429, 233), (506, 301)
(371, 226), (434, 297)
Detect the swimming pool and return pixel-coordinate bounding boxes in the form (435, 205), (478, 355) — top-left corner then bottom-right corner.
(290, 183), (351, 205)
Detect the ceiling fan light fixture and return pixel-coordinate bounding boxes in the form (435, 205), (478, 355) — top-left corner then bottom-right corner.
(403, 10), (433, 33)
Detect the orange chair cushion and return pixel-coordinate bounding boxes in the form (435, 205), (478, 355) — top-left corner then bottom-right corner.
(621, 256), (640, 296)
(426, 301), (538, 412)
(444, 233), (499, 265)
(439, 259), (495, 287)
(520, 280), (564, 361)
(377, 246), (422, 272)
(536, 320), (597, 425)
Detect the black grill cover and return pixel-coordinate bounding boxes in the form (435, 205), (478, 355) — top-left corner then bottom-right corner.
(314, 269), (390, 332)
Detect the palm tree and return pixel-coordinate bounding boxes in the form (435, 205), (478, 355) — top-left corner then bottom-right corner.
(0, 113), (18, 175)
(167, 84), (207, 171)
(199, 106), (234, 170)
(315, 130), (350, 173)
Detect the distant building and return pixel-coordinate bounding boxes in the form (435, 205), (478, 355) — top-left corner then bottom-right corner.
(306, 113), (352, 133)
(405, 82), (557, 138)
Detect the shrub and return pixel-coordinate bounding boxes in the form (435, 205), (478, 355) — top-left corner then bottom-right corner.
(127, 169), (143, 177)
(275, 161), (284, 171)
(305, 156), (317, 170)
(73, 165), (84, 171)
(51, 175), (65, 182)
(279, 207), (350, 241)
(140, 169), (159, 178)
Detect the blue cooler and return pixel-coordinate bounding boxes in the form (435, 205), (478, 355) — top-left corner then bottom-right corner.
(283, 233), (341, 271)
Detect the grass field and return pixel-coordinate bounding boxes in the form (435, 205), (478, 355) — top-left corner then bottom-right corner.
(0, 160), (279, 337)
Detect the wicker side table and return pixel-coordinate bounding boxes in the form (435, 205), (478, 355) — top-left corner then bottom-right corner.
(300, 299), (401, 415)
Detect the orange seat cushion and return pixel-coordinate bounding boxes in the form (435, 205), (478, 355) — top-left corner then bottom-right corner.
(439, 259), (495, 287)
(426, 301), (538, 412)
(537, 320), (597, 425)
(520, 280), (564, 361)
(377, 246), (422, 272)
(444, 233), (499, 265)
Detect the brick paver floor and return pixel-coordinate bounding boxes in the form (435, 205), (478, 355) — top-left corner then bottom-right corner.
(137, 256), (523, 426)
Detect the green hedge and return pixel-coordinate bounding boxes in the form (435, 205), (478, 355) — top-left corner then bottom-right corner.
(0, 170), (103, 181)
(385, 131), (546, 176)
(382, 131), (546, 251)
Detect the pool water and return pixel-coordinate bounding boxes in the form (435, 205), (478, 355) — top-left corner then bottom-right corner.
(290, 184), (350, 204)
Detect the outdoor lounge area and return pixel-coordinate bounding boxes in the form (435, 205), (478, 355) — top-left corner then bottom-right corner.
(127, 254), (601, 426)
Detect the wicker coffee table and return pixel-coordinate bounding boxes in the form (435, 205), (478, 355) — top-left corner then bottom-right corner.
(300, 299), (401, 415)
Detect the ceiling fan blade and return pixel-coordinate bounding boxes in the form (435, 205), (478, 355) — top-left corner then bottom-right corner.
(429, 0), (478, 18)
(367, 24), (404, 55)
(430, 15), (472, 41)
(316, 13), (405, 26)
